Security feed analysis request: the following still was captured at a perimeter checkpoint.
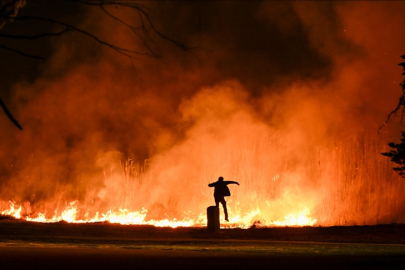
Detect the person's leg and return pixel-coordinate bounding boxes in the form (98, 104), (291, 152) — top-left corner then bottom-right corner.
(214, 196), (220, 207)
(220, 198), (228, 221)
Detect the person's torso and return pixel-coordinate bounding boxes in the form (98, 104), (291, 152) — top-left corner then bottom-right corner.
(214, 182), (231, 197)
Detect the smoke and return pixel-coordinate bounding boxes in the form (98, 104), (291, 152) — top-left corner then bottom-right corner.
(1, 1), (405, 225)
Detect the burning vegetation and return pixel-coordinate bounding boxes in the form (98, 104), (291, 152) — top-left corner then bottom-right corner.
(1, 2), (405, 228)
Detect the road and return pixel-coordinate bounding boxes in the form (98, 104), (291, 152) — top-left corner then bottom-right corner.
(1, 220), (405, 269)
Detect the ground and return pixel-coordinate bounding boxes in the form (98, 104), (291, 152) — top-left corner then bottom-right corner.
(1, 219), (405, 269)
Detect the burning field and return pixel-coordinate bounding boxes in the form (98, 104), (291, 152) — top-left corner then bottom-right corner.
(0, 131), (402, 228)
(1, 1), (405, 230)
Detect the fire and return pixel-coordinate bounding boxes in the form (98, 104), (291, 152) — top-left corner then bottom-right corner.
(20, 200), (205, 227)
(0, 200), (316, 228)
(271, 207), (317, 227)
(0, 201), (21, 219)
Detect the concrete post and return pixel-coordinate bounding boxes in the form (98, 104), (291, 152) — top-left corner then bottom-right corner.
(207, 206), (220, 232)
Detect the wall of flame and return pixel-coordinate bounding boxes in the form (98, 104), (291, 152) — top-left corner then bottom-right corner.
(1, 2), (405, 227)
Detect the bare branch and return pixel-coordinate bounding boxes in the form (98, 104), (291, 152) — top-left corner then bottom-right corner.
(0, 44), (43, 59)
(137, 8), (191, 51)
(1, 1), (194, 59)
(12, 15), (154, 59)
(99, 5), (158, 58)
(66, 0), (148, 10)
(68, 0), (192, 51)
(0, 0), (196, 130)
(0, 96), (22, 130)
(379, 57), (405, 132)
(379, 80), (405, 132)
(0, 27), (72, 39)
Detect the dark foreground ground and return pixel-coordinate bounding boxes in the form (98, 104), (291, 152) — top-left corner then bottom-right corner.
(1, 219), (405, 269)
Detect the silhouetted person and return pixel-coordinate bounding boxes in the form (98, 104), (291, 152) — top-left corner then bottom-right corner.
(208, 176), (239, 221)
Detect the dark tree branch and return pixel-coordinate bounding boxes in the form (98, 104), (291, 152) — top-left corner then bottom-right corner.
(0, 27), (72, 39)
(0, 0), (194, 130)
(1, 0), (194, 60)
(11, 15), (154, 59)
(68, 0), (193, 51)
(66, 1), (149, 12)
(137, 8), (191, 51)
(99, 5), (159, 58)
(379, 55), (405, 132)
(0, 96), (22, 130)
(0, 44), (43, 59)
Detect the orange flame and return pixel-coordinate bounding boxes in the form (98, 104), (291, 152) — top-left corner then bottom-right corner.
(0, 201), (21, 219)
(1, 200), (316, 228)
(271, 207), (317, 226)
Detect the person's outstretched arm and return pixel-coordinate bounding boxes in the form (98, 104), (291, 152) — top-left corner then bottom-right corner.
(225, 181), (239, 185)
(208, 182), (215, 187)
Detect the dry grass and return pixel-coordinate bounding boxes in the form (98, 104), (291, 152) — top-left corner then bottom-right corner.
(3, 130), (404, 227)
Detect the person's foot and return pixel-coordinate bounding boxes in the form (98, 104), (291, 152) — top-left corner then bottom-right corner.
(225, 217), (229, 221)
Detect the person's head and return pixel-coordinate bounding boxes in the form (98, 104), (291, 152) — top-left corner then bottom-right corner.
(218, 176), (224, 181)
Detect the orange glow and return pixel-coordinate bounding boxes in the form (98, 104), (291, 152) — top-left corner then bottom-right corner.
(0, 201), (21, 219)
(1, 2), (405, 230)
(1, 200), (316, 228)
(271, 208), (316, 227)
